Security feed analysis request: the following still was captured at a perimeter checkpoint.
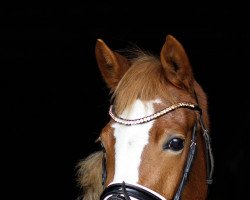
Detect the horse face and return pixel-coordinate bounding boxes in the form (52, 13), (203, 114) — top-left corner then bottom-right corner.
(100, 96), (198, 199)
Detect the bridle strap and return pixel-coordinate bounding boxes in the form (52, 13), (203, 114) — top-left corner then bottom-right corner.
(174, 122), (197, 200)
(109, 103), (200, 126)
(174, 116), (214, 200)
(199, 117), (214, 184)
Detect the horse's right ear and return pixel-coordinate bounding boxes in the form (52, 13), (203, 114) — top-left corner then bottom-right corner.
(95, 39), (130, 90)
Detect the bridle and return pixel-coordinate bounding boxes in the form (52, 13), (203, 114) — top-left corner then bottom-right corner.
(100, 102), (214, 200)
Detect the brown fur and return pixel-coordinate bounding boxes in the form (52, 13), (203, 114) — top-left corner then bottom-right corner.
(77, 35), (210, 200)
(113, 54), (173, 114)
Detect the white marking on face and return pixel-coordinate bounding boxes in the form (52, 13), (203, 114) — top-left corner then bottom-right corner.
(112, 99), (160, 184)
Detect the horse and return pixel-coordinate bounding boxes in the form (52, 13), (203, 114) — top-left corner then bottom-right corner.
(77, 35), (214, 200)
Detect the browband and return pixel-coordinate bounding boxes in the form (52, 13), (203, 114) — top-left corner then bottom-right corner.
(109, 102), (201, 126)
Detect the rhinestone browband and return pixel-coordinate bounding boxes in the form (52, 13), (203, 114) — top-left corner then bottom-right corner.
(109, 102), (201, 126)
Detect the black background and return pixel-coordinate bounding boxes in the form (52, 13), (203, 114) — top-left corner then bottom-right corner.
(1, 2), (250, 200)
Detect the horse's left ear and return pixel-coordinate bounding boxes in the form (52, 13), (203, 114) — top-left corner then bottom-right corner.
(160, 35), (194, 91)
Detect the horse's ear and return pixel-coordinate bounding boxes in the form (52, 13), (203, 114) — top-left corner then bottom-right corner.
(95, 39), (130, 90)
(160, 35), (194, 91)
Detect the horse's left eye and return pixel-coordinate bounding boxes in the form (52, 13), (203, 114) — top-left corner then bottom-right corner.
(163, 138), (185, 151)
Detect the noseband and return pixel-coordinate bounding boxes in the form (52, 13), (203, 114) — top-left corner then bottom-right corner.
(100, 102), (214, 200)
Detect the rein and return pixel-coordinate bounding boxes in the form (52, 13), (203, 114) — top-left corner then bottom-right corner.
(100, 102), (214, 200)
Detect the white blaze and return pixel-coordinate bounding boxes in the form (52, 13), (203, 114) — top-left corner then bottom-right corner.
(112, 99), (156, 184)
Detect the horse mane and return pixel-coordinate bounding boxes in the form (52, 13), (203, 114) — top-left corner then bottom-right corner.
(76, 151), (103, 200)
(113, 50), (209, 127)
(113, 51), (176, 115)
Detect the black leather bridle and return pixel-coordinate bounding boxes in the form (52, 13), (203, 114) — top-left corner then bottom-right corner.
(100, 103), (214, 200)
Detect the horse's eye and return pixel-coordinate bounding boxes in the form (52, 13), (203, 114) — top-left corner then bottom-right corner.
(163, 137), (185, 151)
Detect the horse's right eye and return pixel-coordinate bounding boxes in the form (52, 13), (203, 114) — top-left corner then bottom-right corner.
(163, 137), (185, 152)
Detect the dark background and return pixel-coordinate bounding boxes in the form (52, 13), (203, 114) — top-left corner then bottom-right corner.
(1, 2), (249, 200)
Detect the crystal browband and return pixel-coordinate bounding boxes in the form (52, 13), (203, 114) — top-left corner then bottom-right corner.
(109, 102), (201, 126)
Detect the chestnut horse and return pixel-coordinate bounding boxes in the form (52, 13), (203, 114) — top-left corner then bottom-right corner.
(77, 35), (214, 200)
